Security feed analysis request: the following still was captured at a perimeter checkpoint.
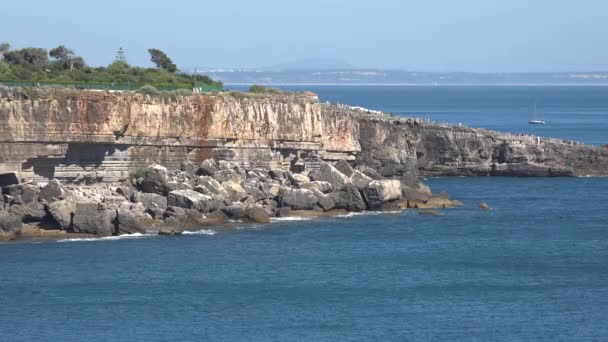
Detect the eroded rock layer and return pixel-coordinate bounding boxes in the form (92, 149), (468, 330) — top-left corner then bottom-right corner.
(1, 86), (606, 183)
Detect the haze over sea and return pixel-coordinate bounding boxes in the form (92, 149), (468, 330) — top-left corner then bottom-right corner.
(2, 86), (608, 341)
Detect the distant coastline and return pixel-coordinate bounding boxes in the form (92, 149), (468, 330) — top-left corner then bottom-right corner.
(224, 83), (608, 87)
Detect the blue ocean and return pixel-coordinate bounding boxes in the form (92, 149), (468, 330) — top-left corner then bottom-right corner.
(2, 86), (608, 341)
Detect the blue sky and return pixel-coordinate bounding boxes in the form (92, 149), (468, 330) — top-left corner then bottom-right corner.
(2, 0), (607, 72)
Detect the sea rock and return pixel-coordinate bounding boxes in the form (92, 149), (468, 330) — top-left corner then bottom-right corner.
(310, 163), (350, 189)
(222, 181), (248, 202)
(222, 203), (247, 220)
(48, 199), (76, 230)
(199, 159), (218, 176)
(350, 170), (373, 190)
(134, 192), (168, 212)
(20, 184), (39, 204)
(408, 196), (463, 209)
(288, 173), (310, 186)
(330, 183), (367, 211)
(334, 160), (354, 177)
(0, 212), (22, 239)
(8, 202), (47, 222)
(246, 206), (270, 223)
(278, 188), (319, 210)
(244, 182), (267, 201)
(116, 210), (151, 234)
(276, 207), (291, 217)
(167, 190), (212, 211)
(480, 202), (491, 211)
(142, 164), (171, 195)
(72, 202), (113, 236)
(196, 176), (229, 197)
(300, 181), (333, 193)
(362, 180), (402, 209)
(116, 186), (135, 201)
(312, 189), (335, 211)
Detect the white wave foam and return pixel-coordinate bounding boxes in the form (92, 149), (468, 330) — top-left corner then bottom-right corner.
(181, 229), (217, 235)
(271, 217), (313, 221)
(58, 233), (151, 243)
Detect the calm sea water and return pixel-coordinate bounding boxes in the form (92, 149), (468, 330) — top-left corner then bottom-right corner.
(2, 86), (608, 341)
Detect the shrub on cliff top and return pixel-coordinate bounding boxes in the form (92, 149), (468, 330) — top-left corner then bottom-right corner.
(137, 85), (161, 96)
(249, 85), (282, 94)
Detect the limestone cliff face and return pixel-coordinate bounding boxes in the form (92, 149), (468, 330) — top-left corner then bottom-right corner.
(0, 86), (606, 182)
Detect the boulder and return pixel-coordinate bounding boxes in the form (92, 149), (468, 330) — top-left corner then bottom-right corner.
(20, 184), (39, 204)
(213, 169), (241, 184)
(116, 186), (135, 201)
(288, 173), (311, 186)
(103, 196), (130, 209)
(312, 189), (335, 211)
(401, 182), (432, 202)
(38, 179), (67, 203)
(180, 161), (198, 178)
(196, 176), (229, 197)
(116, 210), (152, 234)
(134, 192), (168, 212)
(8, 203), (47, 223)
(350, 170), (373, 190)
(167, 190), (213, 211)
(269, 169), (287, 180)
(244, 182), (267, 201)
(48, 199), (76, 230)
(0, 212), (22, 239)
(222, 204), (247, 220)
(72, 202), (114, 236)
(142, 164), (171, 195)
(408, 197), (463, 209)
(480, 202), (491, 211)
(222, 181), (248, 202)
(355, 165), (383, 180)
(199, 159), (218, 176)
(362, 180), (402, 209)
(310, 163), (350, 189)
(300, 181), (333, 193)
(330, 183), (367, 211)
(246, 206), (270, 224)
(275, 207), (291, 217)
(334, 160), (354, 177)
(278, 188), (319, 210)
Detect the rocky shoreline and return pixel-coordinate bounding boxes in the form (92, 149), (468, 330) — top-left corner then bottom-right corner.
(0, 159), (461, 241)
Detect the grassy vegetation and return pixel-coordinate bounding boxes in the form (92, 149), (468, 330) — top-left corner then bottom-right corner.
(0, 43), (222, 89)
(248, 84), (283, 94)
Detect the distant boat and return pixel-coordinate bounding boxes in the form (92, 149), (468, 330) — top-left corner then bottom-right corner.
(528, 120), (545, 125)
(528, 102), (546, 125)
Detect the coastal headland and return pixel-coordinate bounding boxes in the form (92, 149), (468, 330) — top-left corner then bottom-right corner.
(1, 86), (607, 240)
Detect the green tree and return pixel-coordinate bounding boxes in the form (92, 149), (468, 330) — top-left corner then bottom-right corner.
(0, 43), (10, 60)
(148, 48), (177, 73)
(49, 45), (86, 71)
(4, 48), (48, 71)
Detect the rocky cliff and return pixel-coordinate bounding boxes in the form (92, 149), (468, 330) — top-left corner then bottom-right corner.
(1, 86), (606, 184)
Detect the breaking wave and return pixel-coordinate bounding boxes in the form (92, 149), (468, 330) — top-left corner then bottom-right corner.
(181, 229), (217, 236)
(58, 233), (152, 243)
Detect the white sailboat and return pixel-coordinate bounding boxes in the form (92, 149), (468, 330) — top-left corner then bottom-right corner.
(528, 102), (545, 125)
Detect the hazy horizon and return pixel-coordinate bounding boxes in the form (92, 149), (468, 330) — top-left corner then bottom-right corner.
(2, 0), (607, 73)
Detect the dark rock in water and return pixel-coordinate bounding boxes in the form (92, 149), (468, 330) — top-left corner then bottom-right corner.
(72, 202), (113, 236)
(39, 180), (66, 204)
(9, 203), (47, 222)
(207, 210), (228, 225)
(158, 225), (182, 236)
(278, 188), (319, 210)
(0, 212), (22, 238)
(246, 206), (270, 223)
(310, 163), (350, 189)
(479, 202), (491, 211)
(116, 210), (150, 234)
(48, 199), (76, 230)
(276, 207), (291, 217)
(222, 204), (247, 220)
(142, 164), (171, 195)
(362, 180), (402, 209)
(334, 160), (354, 177)
(330, 183), (367, 212)
(401, 182), (432, 202)
(199, 159), (218, 176)
(380, 200), (406, 212)
(418, 209), (441, 215)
